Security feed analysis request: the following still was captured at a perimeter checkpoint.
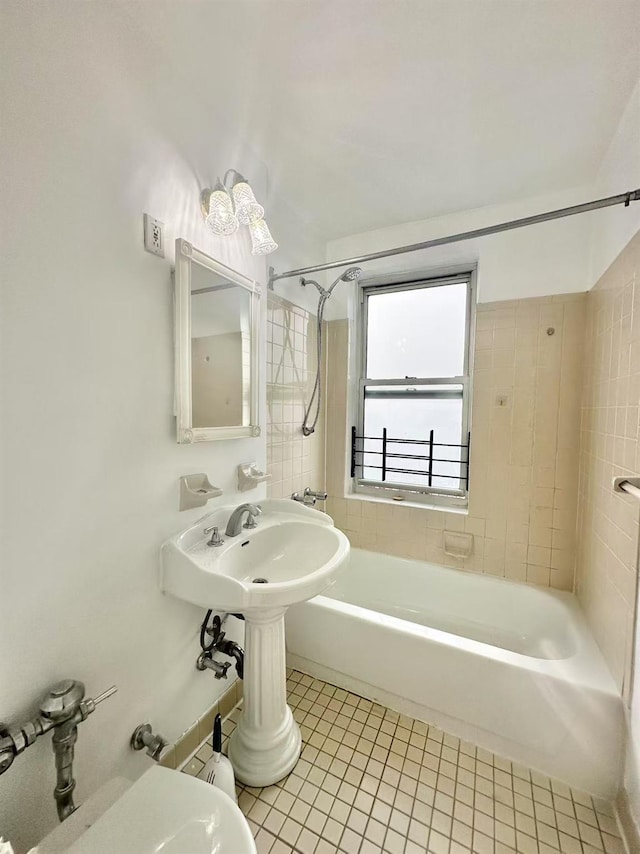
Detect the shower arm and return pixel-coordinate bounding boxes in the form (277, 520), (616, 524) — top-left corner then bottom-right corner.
(300, 277), (330, 298)
(268, 188), (640, 287)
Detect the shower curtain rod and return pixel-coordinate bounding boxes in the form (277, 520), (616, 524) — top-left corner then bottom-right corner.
(268, 187), (640, 286)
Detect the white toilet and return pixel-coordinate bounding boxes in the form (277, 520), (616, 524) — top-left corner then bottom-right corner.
(35, 766), (256, 854)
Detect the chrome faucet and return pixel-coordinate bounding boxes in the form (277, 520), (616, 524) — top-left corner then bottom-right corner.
(225, 503), (262, 537)
(291, 487), (328, 507)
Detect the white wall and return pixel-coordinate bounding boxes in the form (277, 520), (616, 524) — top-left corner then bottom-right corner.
(588, 76), (640, 286)
(0, 3), (323, 850)
(315, 76), (640, 321)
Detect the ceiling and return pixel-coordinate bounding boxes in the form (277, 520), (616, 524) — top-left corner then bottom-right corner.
(119, 0), (640, 242)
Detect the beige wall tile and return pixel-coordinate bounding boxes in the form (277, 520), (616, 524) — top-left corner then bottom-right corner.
(324, 290), (589, 594)
(576, 231), (640, 696)
(266, 294), (325, 502)
(284, 233), (637, 694)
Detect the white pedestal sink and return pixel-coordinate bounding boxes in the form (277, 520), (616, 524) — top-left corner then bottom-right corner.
(160, 499), (350, 786)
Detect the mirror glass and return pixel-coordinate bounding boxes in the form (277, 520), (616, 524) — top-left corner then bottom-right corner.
(190, 263), (252, 428)
(174, 239), (260, 443)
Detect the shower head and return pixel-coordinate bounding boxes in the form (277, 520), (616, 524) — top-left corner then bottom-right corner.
(325, 265), (363, 295)
(302, 266), (364, 299)
(340, 266), (363, 281)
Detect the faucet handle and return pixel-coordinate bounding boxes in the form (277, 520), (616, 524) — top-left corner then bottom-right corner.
(291, 489), (326, 506)
(243, 504), (262, 530)
(204, 526), (224, 547)
(304, 488), (328, 501)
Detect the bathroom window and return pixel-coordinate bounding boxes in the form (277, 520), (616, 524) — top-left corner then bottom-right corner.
(354, 269), (475, 506)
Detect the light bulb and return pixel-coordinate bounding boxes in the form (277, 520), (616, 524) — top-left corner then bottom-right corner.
(249, 218), (278, 255)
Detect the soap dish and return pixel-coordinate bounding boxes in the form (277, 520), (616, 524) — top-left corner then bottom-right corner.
(179, 474), (223, 511)
(443, 531), (473, 559)
(237, 462), (271, 492)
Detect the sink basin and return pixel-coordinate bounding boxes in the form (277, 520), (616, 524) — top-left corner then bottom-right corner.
(160, 499), (350, 788)
(161, 498), (350, 612)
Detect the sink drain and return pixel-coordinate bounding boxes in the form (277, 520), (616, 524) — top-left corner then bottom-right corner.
(252, 577), (269, 584)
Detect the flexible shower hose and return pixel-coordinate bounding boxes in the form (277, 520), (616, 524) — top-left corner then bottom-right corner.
(301, 292), (329, 436)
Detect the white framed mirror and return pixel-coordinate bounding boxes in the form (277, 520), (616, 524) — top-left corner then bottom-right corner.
(174, 238), (261, 443)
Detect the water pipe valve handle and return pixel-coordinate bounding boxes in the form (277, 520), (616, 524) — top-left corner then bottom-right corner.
(80, 685), (118, 719)
(39, 681), (117, 724)
(304, 488), (328, 501)
(131, 724), (169, 761)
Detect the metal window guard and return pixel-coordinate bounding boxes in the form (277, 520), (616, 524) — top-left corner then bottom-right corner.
(351, 427), (471, 491)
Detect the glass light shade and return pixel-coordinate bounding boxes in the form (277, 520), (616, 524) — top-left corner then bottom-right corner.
(208, 186), (234, 216)
(249, 218), (278, 255)
(206, 211), (239, 236)
(205, 187), (239, 235)
(232, 180), (264, 225)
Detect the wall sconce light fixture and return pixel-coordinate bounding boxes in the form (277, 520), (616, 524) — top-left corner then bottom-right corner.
(201, 170), (278, 255)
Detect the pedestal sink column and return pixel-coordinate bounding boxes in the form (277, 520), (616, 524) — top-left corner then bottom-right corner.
(228, 607), (301, 786)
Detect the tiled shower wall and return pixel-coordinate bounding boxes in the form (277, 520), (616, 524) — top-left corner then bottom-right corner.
(325, 294), (586, 591)
(576, 230), (640, 693)
(266, 293), (325, 500)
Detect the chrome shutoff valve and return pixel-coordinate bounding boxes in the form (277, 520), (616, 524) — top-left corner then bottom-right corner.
(131, 724), (169, 761)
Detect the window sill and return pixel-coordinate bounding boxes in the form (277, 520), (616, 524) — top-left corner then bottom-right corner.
(344, 491), (468, 516)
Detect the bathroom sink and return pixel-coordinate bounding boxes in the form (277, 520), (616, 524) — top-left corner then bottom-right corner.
(161, 499), (350, 612)
(160, 498), (349, 788)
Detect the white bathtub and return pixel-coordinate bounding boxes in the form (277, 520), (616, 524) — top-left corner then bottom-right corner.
(285, 548), (623, 797)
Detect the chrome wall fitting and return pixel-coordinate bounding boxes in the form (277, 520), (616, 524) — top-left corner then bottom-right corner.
(291, 487), (328, 507)
(197, 652), (232, 679)
(305, 488), (328, 501)
(130, 724), (168, 761)
(613, 476), (640, 500)
(0, 680), (117, 821)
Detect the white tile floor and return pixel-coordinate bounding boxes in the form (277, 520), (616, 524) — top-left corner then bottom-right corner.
(182, 670), (626, 854)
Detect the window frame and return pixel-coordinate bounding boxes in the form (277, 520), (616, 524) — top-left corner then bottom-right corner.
(353, 265), (476, 508)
